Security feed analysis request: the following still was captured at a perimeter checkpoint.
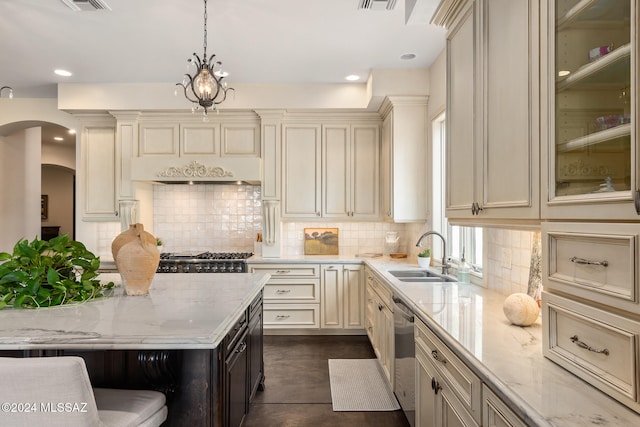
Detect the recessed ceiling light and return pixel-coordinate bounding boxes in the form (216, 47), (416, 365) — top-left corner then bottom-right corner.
(558, 70), (570, 77)
(400, 53), (416, 60)
(214, 70), (229, 78)
(68, 129), (76, 135)
(345, 75), (360, 81)
(54, 69), (72, 77)
(54, 137), (64, 141)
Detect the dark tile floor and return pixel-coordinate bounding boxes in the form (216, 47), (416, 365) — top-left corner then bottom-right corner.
(243, 335), (411, 427)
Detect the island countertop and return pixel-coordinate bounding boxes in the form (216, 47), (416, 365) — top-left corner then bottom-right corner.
(0, 272), (269, 350)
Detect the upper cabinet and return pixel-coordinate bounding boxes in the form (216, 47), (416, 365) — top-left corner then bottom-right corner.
(323, 124), (380, 220)
(541, 0), (638, 220)
(437, 0), (540, 225)
(138, 115), (260, 158)
(379, 96), (428, 223)
(79, 114), (117, 220)
(282, 116), (380, 220)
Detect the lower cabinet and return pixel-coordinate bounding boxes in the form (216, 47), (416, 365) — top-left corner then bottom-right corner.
(321, 263), (365, 329)
(416, 344), (478, 427)
(414, 315), (530, 427)
(249, 263), (321, 329)
(222, 292), (264, 427)
(249, 262), (365, 332)
(482, 385), (528, 427)
(224, 329), (249, 427)
(415, 317), (481, 427)
(365, 267), (394, 385)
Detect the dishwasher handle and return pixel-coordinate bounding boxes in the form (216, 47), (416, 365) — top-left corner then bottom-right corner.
(392, 296), (414, 323)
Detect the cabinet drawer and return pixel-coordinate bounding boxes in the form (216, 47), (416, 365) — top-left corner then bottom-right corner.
(415, 317), (482, 424)
(543, 222), (638, 313)
(543, 292), (639, 407)
(263, 279), (319, 303)
(263, 304), (319, 328)
(249, 264), (320, 278)
(366, 272), (393, 309)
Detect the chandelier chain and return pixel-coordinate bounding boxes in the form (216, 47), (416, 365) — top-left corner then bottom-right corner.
(203, 0), (208, 60)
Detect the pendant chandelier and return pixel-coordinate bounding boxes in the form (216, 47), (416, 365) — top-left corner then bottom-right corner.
(176, 0), (233, 116)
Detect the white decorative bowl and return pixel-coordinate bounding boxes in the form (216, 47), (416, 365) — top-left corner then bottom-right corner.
(417, 257), (431, 268)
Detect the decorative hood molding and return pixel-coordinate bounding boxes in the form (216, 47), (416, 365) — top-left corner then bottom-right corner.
(131, 157), (261, 184)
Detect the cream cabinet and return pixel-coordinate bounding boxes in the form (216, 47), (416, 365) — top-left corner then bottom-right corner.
(482, 385), (528, 427)
(80, 116), (117, 220)
(323, 124), (380, 220)
(541, 0), (637, 220)
(542, 220), (640, 414)
(365, 268), (394, 385)
(415, 316), (482, 426)
(436, 0), (540, 224)
(250, 262), (364, 332)
(282, 122), (380, 220)
(138, 116), (260, 158)
(249, 263), (321, 329)
(379, 96), (428, 223)
(282, 124), (322, 218)
(320, 264), (365, 329)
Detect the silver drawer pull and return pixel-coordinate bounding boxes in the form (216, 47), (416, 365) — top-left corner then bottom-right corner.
(276, 289), (291, 294)
(275, 314), (291, 320)
(431, 350), (447, 365)
(570, 335), (610, 356)
(276, 270), (291, 274)
(570, 257), (609, 267)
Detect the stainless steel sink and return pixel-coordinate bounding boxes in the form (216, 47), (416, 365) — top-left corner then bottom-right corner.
(388, 269), (457, 283)
(396, 276), (457, 283)
(388, 269), (442, 278)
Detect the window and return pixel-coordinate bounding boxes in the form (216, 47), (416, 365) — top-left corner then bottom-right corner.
(431, 112), (483, 274)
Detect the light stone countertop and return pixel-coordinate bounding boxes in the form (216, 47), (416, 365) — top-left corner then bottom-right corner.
(0, 272), (269, 350)
(364, 258), (640, 427)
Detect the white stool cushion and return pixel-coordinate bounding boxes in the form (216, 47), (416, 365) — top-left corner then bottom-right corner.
(93, 388), (167, 427)
(0, 356), (102, 426)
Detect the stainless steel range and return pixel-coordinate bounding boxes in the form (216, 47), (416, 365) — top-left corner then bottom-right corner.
(157, 252), (253, 273)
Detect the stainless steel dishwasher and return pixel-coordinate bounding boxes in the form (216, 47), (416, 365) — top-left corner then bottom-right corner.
(393, 295), (415, 427)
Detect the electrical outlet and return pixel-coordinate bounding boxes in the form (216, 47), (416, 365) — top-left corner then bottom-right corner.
(501, 248), (512, 269)
(297, 231), (304, 241)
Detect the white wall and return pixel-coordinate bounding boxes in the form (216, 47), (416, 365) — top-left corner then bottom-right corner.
(0, 128), (41, 251)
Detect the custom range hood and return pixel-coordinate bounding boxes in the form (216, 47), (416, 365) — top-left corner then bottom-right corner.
(130, 157), (261, 185)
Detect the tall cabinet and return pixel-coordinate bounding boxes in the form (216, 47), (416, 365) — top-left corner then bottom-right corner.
(540, 0), (640, 416)
(437, 0), (540, 224)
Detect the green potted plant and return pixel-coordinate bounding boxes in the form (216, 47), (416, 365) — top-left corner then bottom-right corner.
(0, 234), (114, 310)
(417, 248), (431, 268)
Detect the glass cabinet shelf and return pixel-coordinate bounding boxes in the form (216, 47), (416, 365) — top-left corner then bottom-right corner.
(557, 43), (630, 91)
(553, 0), (632, 197)
(558, 0), (630, 29)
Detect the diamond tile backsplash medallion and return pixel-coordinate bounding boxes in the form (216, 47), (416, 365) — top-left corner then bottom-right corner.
(153, 184), (262, 253)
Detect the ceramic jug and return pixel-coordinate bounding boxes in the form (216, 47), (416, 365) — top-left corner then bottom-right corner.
(111, 223), (160, 296)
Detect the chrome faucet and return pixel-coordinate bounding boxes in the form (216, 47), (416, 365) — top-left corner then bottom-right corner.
(416, 231), (449, 275)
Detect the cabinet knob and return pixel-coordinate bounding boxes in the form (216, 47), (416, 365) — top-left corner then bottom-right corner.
(471, 202), (483, 215)
(316, 211), (321, 216)
(431, 377), (442, 394)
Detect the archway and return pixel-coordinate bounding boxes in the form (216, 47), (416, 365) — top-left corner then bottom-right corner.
(0, 120), (76, 251)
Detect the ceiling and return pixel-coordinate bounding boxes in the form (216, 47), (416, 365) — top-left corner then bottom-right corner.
(0, 0), (446, 99)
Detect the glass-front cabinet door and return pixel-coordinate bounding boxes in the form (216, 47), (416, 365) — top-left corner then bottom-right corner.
(544, 0), (638, 220)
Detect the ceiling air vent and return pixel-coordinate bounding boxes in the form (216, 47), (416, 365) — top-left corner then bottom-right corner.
(60, 0), (111, 12)
(358, 0), (397, 11)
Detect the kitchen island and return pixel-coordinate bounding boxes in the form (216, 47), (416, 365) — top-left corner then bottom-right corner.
(0, 272), (269, 426)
